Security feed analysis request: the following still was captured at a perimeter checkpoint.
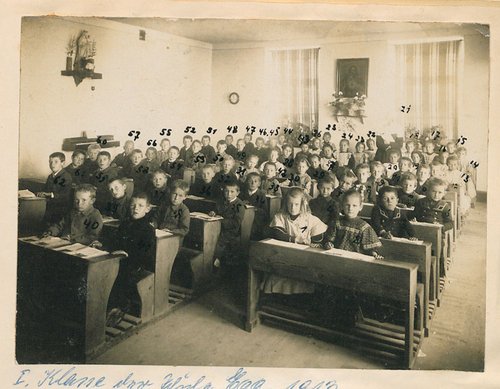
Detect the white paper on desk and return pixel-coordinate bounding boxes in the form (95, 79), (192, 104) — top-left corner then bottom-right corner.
(190, 212), (223, 221)
(262, 238), (309, 250)
(156, 229), (173, 238)
(411, 221), (443, 227)
(36, 236), (70, 248)
(102, 216), (119, 223)
(187, 195), (205, 200)
(18, 189), (36, 198)
(390, 237), (424, 245)
(72, 246), (109, 259)
(322, 247), (375, 262)
(54, 243), (87, 252)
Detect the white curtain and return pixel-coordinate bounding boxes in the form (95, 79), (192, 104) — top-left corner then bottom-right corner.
(271, 48), (319, 130)
(396, 40), (460, 138)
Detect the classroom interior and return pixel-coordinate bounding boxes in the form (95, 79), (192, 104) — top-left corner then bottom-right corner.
(17, 17), (489, 370)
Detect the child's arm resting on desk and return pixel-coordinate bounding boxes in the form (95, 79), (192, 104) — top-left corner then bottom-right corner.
(271, 226), (296, 243)
(167, 207), (190, 236)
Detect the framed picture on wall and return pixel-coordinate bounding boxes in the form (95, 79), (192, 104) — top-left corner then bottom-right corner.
(336, 58), (369, 97)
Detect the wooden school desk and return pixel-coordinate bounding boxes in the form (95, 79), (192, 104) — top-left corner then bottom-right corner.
(379, 238), (433, 336)
(18, 197), (47, 236)
(266, 195), (281, 220)
(246, 239), (420, 369)
(17, 237), (124, 362)
(102, 220), (181, 318)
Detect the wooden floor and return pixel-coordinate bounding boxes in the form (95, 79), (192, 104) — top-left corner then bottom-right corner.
(92, 203), (486, 370)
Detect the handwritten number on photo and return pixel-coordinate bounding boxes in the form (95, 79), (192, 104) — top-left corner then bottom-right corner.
(84, 219), (100, 230)
(128, 130), (141, 140)
(159, 128), (172, 136)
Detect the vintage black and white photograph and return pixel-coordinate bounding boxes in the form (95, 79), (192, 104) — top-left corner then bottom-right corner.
(16, 16), (489, 372)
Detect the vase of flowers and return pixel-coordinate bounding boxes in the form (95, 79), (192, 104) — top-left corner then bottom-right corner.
(329, 92), (366, 122)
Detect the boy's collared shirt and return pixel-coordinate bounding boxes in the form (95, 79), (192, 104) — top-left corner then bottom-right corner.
(216, 196), (246, 239)
(105, 192), (131, 221)
(48, 206), (103, 245)
(413, 197), (453, 231)
(370, 205), (415, 238)
(155, 201), (190, 237)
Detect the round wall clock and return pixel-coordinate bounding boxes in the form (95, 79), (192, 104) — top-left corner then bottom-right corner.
(228, 92), (239, 105)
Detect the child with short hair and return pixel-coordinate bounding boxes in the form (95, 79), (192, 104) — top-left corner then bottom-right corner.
(201, 135), (216, 164)
(213, 156), (238, 198)
(253, 137), (268, 164)
(144, 147), (160, 172)
(186, 140), (206, 171)
(309, 176), (340, 225)
(349, 141), (369, 169)
(157, 138), (171, 164)
(294, 157), (313, 194)
(366, 161), (389, 203)
(235, 138), (247, 164)
(243, 133), (255, 157)
(423, 140), (437, 164)
(81, 144), (101, 183)
(90, 151), (119, 211)
(322, 132), (335, 154)
(45, 184), (102, 246)
(105, 192), (156, 324)
(279, 144), (295, 170)
(337, 139), (352, 168)
(210, 179), (247, 274)
(160, 146), (185, 181)
(413, 177), (453, 231)
(371, 186), (416, 239)
(37, 152), (73, 225)
(190, 164), (218, 200)
(295, 142), (311, 161)
(147, 169), (170, 206)
(240, 154), (260, 182)
(384, 149), (401, 180)
(446, 155), (471, 214)
(389, 156), (413, 186)
(354, 163), (371, 202)
(259, 148), (285, 173)
(66, 150), (86, 185)
(239, 172), (269, 240)
(416, 164), (432, 195)
(320, 144), (338, 173)
(125, 149), (150, 192)
(365, 138), (377, 161)
(398, 172), (421, 208)
(402, 140), (417, 159)
(105, 178), (131, 221)
(112, 140), (134, 169)
(225, 134), (238, 158)
(332, 169), (357, 201)
(153, 179), (190, 238)
(411, 150), (425, 170)
(309, 138), (322, 155)
(430, 160), (449, 184)
(214, 140), (229, 165)
(179, 135), (194, 162)
(307, 154), (324, 181)
(262, 187), (327, 294)
(261, 162), (282, 197)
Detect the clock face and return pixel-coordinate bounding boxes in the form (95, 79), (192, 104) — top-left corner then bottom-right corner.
(229, 92), (239, 105)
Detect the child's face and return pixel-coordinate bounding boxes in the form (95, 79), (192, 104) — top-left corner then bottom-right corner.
(222, 159), (234, 174)
(74, 191), (95, 213)
(168, 149), (179, 161)
(411, 152), (422, 164)
(201, 168), (214, 183)
(389, 153), (400, 164)
(124, 141), (134, 154)
(311, 157), (320, 169)
(431, 164), (443, 178)
(256, 139), (264, 148)
(372, 166), (384, 179)
(447, 160), (459, 171)
(380, 191), (398, 212)
(342, 194), (362, 219)
(170, 187), (187, 206)
(224, 185), (239, 202)
(247, 175), (261, 191)
(300, 144), (309, 153)
(401, 179), (417, 195)
(244, 135), (252, 143)
(236, 140), (245, 150)
(429, 184), (446, 202)
(97, 155), (111, 170)
(406, 142), (415, 153)
(130, 197), (151, 220)
(131, 152), (143, 166)
(246, 157), (258, 169)
(447, 143), (456, 154)
(49, 157), (64, 173)
(160, 139), (170, 151)
(296, 161), (308, 175)
(192, 142), (201, 154)
(357, 168), (370, 183)
(323, 133), (331, 143)
(356, 143), (365, 153)
(72, 153), (85, 168)
(108, 181), (126, 199)
(152, 173), (167, 189)
(146, 149), (156, 161)
(202, 137), (210, 146)
(340, 141), (349, 153)
(323, 147), (333, 158)
(417, 168), (431, 182)
(88, 149), (99, 161)
(278, 135), (285, 144)
(367, 139), (375, 150)
(400, 159), (412, 172)
(225, 136), (233, 145)
(264, 165), (276, 179)
(287, 195), (302, 216)
(269, 150), (279, 162)
(425, 143), (435, 154)
(217, 143), (227, 154)
(269, 138), (278, 148)
(312, 139), (321, 149)
(340, 177), (356, 191)
(183, 138), (192, 148)
(319, 182), (334, 198)
(283, 147), (292, 157)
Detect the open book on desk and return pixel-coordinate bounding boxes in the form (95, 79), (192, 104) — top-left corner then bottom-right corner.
(390, 236), (424, 245)
(261, 238), (309, 250)
(18, 189), (37, 199)
(190, 212), (223, 221)
(55, 243), (109, 258)
(20, 236), (71, 249)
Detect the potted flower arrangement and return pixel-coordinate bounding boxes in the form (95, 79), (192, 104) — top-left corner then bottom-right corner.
(329, 92), (366, 123)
